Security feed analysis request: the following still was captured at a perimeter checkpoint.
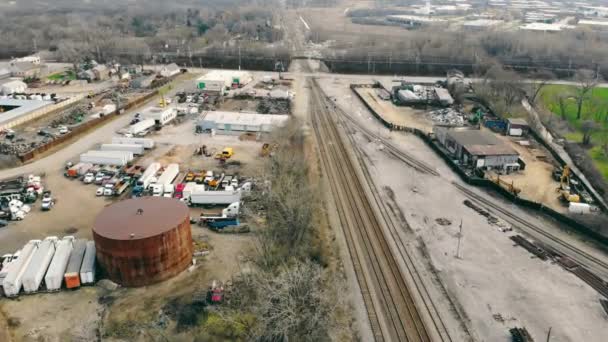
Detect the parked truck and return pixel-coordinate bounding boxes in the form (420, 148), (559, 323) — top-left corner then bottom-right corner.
(133, 162), (161, 196)
(100, 143), (144, 155)
(2, 240), (40, 297)
(151, 163), (179, 196)
(182, 182), (242, 206)
(64, 240), (87, 289)
(45, 238), (73, 291)
(65, 163), (93, 178)
(80, 241), (96, 285)
(22, 237), (57, 293)
(111, 137), (155, 149)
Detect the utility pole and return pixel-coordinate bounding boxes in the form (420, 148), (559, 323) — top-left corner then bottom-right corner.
(455, 219), (463, 259)
(238, 44), (242, 71)
(546, 327), (552, 342)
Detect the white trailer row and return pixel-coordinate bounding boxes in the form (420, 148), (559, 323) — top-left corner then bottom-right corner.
(112, 137), (155, 149)
(1, 237), (96, 297)
(100, 143), (144, 155)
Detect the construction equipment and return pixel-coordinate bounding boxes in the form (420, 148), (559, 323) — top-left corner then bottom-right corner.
(260, 143), (278, 157)
(215, 147), (233, 160)
(158, 84), (173, 108)
(556, 165), (581, 203)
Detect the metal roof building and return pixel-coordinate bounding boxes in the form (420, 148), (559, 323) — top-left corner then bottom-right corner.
(0, 98), (53, 129)
(198, 111), (289, 134)
(92, 197), (193, 287)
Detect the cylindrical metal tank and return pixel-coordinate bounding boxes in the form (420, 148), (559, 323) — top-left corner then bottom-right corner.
(92, 197), (193, 287)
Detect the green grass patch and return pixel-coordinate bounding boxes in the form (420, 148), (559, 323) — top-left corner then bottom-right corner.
(540, 85), (608, 128)
(47, 70), (76, 81)
(590, 146), (608, 181)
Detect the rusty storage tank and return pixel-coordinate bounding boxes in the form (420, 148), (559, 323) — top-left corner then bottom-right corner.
(92, 197), (193, 287)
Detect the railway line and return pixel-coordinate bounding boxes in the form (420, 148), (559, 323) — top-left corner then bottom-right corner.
(452, 182), (608, 276)
(310, 78), (435, 342)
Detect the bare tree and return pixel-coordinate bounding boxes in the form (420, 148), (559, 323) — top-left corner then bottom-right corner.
(526, 70), (555, 105)
(552, 92), (570, 120)
(574, 69), (600, 120)
(581, 120), (597, 145)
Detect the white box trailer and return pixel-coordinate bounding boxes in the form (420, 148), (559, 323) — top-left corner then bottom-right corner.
(80, 241), (96, 285)
(126, 118), (155, 135)
(44, 238), (73, 291)
(22, 238), (56, 293)
(3, 240), (40, 297)
(111, 137), (155, 149)
(100, 143), (144, 155)
(0, 259), (17, 297)
(80, 150), (134, 166)
(139, 162), (161, 189)
(152, 163), (179, 195)
(185, 184), (242, 206)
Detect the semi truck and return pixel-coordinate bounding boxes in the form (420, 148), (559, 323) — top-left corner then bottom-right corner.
(2, 240), (40, 297)
(100, 143), (144, 155)
(151, 163), (179, 196)
(22, 237), (57, 293)
(45, 238), (73, 291)
(111, 137), (155, 149)
(133, 162), (161, 196)
(65, 163), (93, 178)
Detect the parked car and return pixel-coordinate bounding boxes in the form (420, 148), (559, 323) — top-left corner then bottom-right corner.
(83, 173), (95, 184)
(58, 126), (69, 134)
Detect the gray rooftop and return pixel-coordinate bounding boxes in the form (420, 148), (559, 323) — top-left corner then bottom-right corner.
(447, 129), (501, 147)
(0, 98), (53, 126)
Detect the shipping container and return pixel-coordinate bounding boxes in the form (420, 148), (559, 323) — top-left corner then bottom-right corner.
(22, 238), (56, 293)
(2, 240), (40, 297)
(64, 240), (87, 289)
(100, 143), (144, 155)
(111, 137), (155, 149)
(80, 150), (133, 166)
(80, 241), (96, 285)
(45, 238), (73, 291)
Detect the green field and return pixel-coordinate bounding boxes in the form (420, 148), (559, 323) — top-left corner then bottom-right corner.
(47, 70), (76, 81)
(540, 84), (608, 181)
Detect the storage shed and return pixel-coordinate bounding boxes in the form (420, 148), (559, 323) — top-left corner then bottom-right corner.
(197, 111), (289, 134)
(434, 127), (520, 172)
(506, 118), (530, 136)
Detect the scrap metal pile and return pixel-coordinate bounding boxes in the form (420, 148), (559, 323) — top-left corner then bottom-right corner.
(428, 108), (466, 126)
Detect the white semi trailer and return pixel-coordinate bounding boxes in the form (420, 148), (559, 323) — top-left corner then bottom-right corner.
(22, 237), (57, 293)
(80, 241), (96, 285)
(138, 162), (161, 190)
(2, 240), (40, 297)
(100, 143), (144, 155)
(111, 137), (155, 149)
(45, 238), (74, 291)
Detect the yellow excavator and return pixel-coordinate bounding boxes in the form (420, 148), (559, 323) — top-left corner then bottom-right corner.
(557, 165), (580, 203)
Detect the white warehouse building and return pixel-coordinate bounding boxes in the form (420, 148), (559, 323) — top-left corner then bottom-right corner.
(195, 70), (253, 94)
(197, 111), (289, 134)
(141, 106), (177, 126)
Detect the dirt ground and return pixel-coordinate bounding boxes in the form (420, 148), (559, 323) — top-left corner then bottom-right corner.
(329, 78), (608, 341)
(354, 87), (434, 133)
(490, 131), (566, 212)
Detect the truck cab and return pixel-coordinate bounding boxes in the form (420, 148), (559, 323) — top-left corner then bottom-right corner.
(103, 183), (115, 196)
(151, 184), (163, 196)
(174, 183), (186, 199)
(163, 184), (174, 198)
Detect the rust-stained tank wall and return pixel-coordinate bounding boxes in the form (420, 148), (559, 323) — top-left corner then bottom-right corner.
(92, 197), (193, 287)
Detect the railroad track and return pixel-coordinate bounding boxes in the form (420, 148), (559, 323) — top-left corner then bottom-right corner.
(310, 79), (432, 342)
(452, 182), (608, 274)
(330, 102), (439, 176)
